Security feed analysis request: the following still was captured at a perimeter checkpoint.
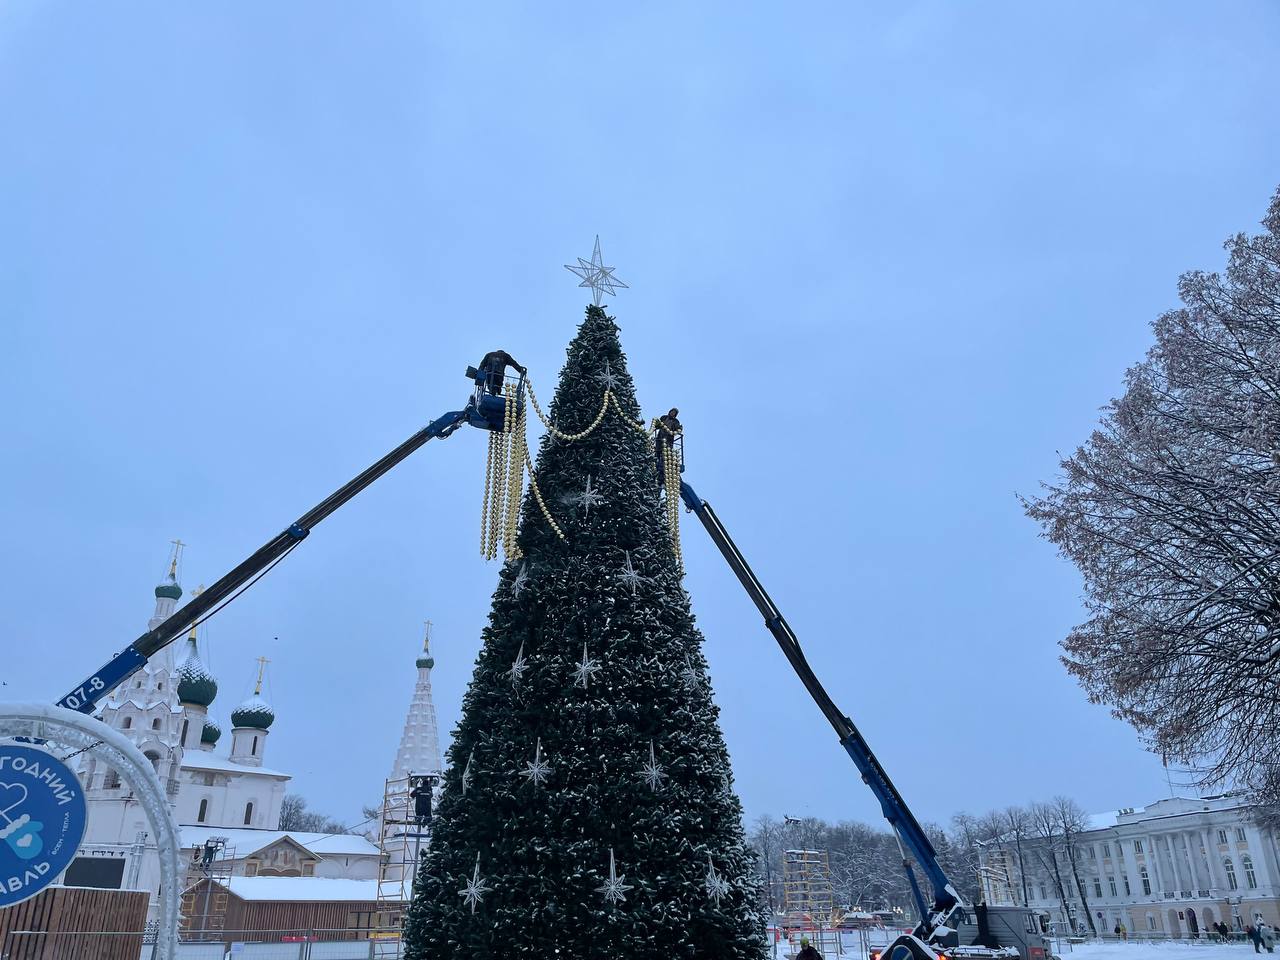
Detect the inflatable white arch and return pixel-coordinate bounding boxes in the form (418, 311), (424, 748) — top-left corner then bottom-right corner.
(0, 702), (179, 960)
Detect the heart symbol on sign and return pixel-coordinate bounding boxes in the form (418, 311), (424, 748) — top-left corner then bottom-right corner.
(15, 833), (32, 848)
(0, 782), (29, 821)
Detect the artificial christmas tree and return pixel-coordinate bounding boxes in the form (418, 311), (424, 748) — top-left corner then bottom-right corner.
(403, 305), (766, 959)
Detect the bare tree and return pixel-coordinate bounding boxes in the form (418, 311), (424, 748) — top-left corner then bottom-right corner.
(1054, 796), (1097, 936)
(1024, 187), (1280, 802)
(1003, 805), (1033, 906)
(278, 793), (346, 834)
(749, 815), (783, 914)
(1030, 801), (1077, 931)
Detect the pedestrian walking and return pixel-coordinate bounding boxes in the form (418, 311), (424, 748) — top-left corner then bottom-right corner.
(1249, 924), (1263, 953)
(794, 936), (822, 960)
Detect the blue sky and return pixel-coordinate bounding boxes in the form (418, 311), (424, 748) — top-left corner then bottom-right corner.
(3, 2), (1278, 832)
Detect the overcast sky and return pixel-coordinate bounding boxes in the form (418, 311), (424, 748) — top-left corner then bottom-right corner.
(3, 2), (1279, 833)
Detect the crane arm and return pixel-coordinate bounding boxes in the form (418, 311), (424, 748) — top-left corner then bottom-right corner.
(56, 408), (470, 713)
(678, 479), (960, 935)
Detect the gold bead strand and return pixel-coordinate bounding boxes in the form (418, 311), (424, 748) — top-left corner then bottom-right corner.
(481, 430), (498, 558)
(523, 445), (567, 541)
(504, 387), (525, 559)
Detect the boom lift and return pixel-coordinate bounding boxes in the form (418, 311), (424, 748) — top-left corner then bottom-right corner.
(56, 367), (523, 715)
(678, 480), (1055, 960)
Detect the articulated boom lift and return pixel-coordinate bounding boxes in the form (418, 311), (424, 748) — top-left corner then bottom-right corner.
(678, 480), (1056, 960)
(56, 367), (522, 715)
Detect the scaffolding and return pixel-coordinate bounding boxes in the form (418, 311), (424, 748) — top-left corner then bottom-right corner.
(179, 837), (237, 937)
(374, 774), (435, 957)
(783, 848), (836, 926)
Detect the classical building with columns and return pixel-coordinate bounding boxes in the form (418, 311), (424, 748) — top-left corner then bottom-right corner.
(979, 794), (1280, 938)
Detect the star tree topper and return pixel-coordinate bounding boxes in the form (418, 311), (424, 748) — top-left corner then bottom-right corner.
(564, 235), (628, 306)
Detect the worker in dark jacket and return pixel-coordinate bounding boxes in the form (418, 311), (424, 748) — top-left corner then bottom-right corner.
(655, 407), (681, 484)
(478, 349), (526, 395)
(794, 936), (821, 960)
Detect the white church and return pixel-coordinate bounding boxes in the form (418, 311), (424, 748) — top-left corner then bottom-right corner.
(67, 549), (444, 922)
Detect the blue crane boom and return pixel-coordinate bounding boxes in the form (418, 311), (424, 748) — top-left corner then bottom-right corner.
(677, 480), (960, 938)
(56, 367), (521, 715)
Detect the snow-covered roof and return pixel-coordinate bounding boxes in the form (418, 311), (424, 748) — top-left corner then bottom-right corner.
(216, 877), (387, 903)
(180, 752), (290, 779)
(1088, 811), (1119, 830)
(179, 826), (379, 858)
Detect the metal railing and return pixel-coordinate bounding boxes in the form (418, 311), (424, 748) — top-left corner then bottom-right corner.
(1, 927), (403, 960)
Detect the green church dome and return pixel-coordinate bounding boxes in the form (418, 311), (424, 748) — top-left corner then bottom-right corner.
(200, 719), (222, 744)
(231, 695), (275, 730)
(417, 655), (435, 669)
(176, 641), (218, 707)
(155, 580), (183, 601)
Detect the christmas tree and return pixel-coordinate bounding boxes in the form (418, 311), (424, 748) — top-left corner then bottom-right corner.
(403, 304), (766, 958)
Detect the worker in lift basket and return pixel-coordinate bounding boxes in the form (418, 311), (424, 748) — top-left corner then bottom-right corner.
(478, 349), (526, 395)
(655, 408), (681, 484)
(794, 936), (821, 960)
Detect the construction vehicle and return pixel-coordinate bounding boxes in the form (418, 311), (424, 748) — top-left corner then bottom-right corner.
(678, 479), (1056, 960)
(54, 362), (1054, 959)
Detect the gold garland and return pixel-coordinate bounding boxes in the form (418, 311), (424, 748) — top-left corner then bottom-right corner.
(524, 377), (612, 442)
(662, 436), (683, 566)
(523, 445), (566, 541)
(478, 369), (684, 561)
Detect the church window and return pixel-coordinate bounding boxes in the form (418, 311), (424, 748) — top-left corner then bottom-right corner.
(244, 801), (254, 826)
(1244, 855), (1257, 889)
(157, 681), (163, 691)
(152, 718), (161, 730)
(122, 717), (132, 729)
(181, 719), (189, 744)
(302, 861), (315, 877)
(251, 736), (258, 755)
(104, 769), (121, 789)
(144, 750), (160, 772)
(197, 798), (208, 823)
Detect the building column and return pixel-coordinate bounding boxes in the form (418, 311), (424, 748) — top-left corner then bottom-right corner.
(1186, 831), (1207, 892)
(1248, 824), (1279, 894)
(1162, 834), (1186, 894)
(1145, 835), (1165, 898)
(1202, 829), (1225, 893)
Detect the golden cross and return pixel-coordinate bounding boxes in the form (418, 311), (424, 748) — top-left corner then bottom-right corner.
(254, 656), (270, 695)
(168, 539), (187, 579)
(187, 585), (206, 639)
(423, 620), (433, 652)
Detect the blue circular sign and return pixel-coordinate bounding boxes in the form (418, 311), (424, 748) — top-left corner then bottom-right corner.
(0, 743), (87, 907)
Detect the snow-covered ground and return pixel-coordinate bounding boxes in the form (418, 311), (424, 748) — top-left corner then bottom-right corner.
(771, 932), (1260, 960)
(1055, 941), (1259, 960)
